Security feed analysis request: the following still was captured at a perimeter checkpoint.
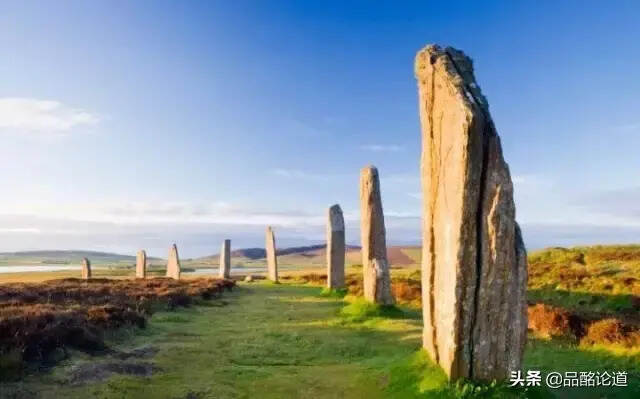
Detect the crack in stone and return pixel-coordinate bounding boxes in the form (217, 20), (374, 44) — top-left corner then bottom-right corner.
(417, 45), (526, 382)
(442, 49), (492, 379)
(468, 122), (491, 379)
(427, 55), (440, 364)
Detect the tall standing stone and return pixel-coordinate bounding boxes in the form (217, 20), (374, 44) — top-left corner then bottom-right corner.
(219, 239), (231, 279)
(265, 226), (278, 282)
(359, 166), (393, 305)
(326, 204), (345, 289)
(136, 250), (147, 278)
(81, 257), (91, 280)
(415, 44), (527, 381)
(166, 243), (181, 280)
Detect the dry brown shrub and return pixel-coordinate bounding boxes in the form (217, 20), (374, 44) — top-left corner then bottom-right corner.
(345, 274), (363, 297)
(0, 277), (235, 364)
(280, 273), (327, 284)
(342, 274), (422, 306)
(558, 267), (589, 283)
(581, 318), (640, 347)
(391, 280), (421, 304)
(300, 273), (326, 284)
(527, 304), (585, 338)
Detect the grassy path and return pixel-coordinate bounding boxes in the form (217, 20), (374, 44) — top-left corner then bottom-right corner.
(7, 282), (640, 398)
(19, 282), (441, 399)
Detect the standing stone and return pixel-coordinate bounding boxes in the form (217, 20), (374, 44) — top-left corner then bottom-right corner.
(81, 257), (91, 280)
(359, 166), (393, 305)
(415, 44), (527, 381)
(265, 226), (278, 282)
(166, 243), (181, 280)
(219, 239), (231, 279)
(136, 250), (147, 278)
(326, 204), (345, 289)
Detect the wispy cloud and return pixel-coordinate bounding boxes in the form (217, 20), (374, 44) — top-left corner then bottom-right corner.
(0, 97), (100, 135)
(380, 173), (419, 188)
(616, 122), (640, 131)
(0, 227), (41, 234)
(574, 186), (640, 223)
(281, 119), (325, 137)
(360, 144), (404, 152)
(512, 174), (550, 186)
(271, 169), (314, 179)
(270, 168), (340, 181)
(0, 200), (324, 227)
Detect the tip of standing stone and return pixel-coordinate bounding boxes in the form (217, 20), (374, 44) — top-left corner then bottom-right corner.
(361, 165), (378, 174)
(415, 44), (489, 115)
(415, 44), (443, 75)
(415, 44), (473, 76)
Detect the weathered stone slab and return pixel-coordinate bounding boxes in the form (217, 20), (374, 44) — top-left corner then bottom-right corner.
(166, 243), (181, 280)
(326, 204), (345, 289)
(265, 226), (278, 282)
(415, 44), (527, 381)
(136, 250), (147, 279)
(359, 166), (393, 305)
(220, 239), (231, 279)
(81, 257), (91, 280)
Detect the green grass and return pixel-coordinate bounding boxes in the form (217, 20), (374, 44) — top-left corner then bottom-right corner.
(152, 314), (192, 323)
(524, 338), (640, 398)
(319, 287), (348, 298)
(527, 287), (635, 315)
(339, 297), (419, 322)
(3, 282), (640, 398)
(10, 283), (422, 398)
(1, 283), (508, 398)
(528, 245), (640, 316)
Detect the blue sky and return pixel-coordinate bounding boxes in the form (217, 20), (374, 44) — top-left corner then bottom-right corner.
(0, 1), (639, 257)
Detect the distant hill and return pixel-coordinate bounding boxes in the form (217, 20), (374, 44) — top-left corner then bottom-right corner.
(0, 245), (422, 268)
(201, 244), (361, 261)
(230, 248), (266, 259)
(196, 244), (420, 267)
(0, 250), (141, 265)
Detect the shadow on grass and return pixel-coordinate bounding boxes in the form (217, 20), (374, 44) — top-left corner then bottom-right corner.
(274, 284), (640, 398)
(339, 297), (421, 321)
(319, 287), (348, 298)
(9, 282), (640, 398)
(259, 284), (534, 397)
(524, 337), (640, 399)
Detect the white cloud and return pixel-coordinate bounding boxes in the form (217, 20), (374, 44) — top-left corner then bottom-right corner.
(574, 186), (640, 224)
(617, 122), (640, 131)
(512, 174), (550, 187)
(0, 199), (324, 228)
(385, 211), (420, 218)
(281, 119), (325, 137)
(0, 97), (100, 135)
(270, 168), (338, 181)
(360, 144), (404, 152)
(271, 169), (312, 179)
(381, 173), (419, 185)
(0, 227), (41, 234)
